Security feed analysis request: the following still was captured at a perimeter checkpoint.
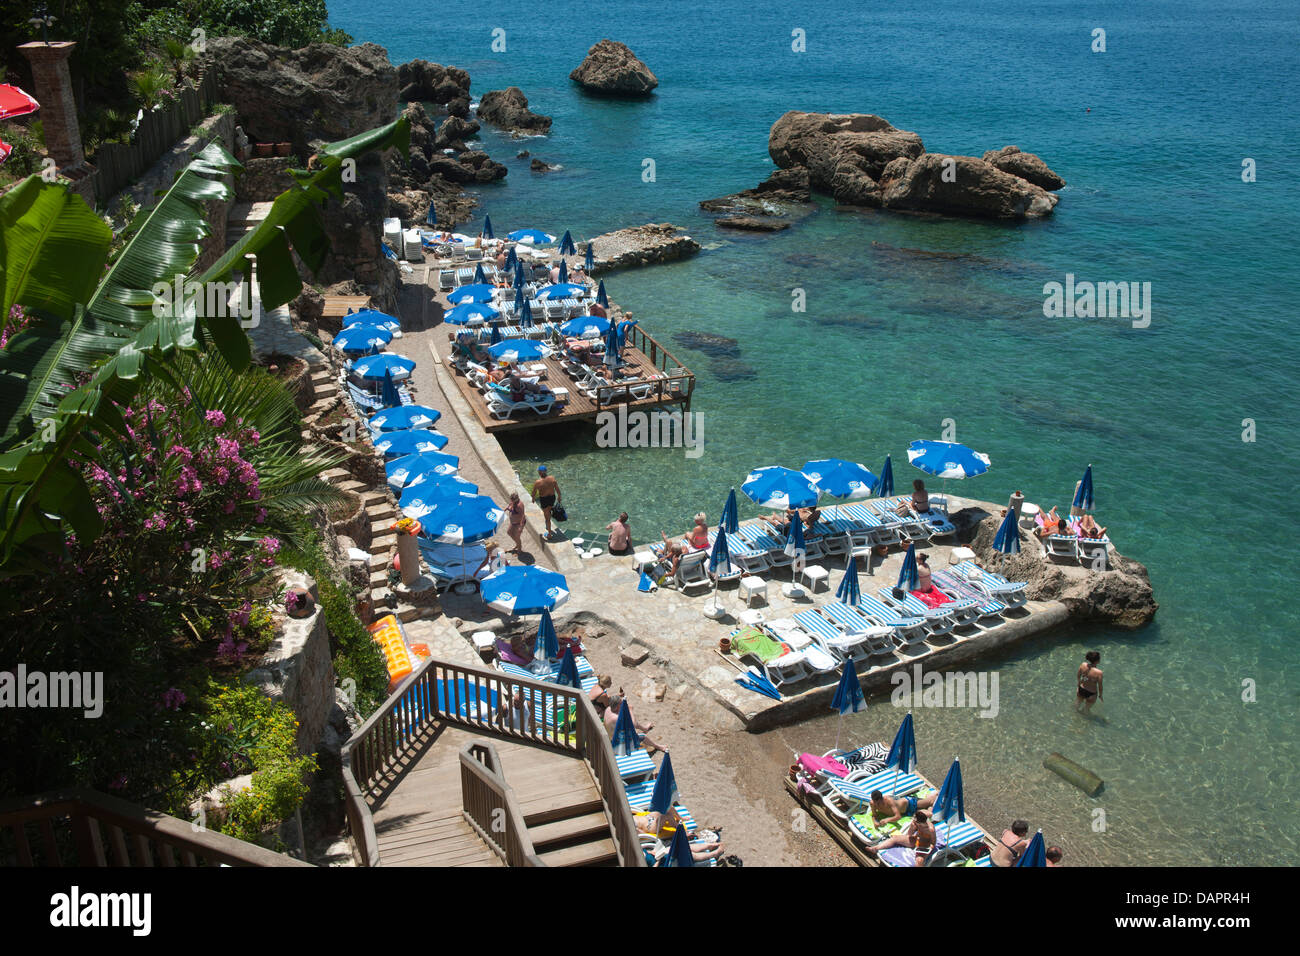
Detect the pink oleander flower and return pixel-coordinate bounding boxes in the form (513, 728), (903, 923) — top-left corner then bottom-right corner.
(254, 507), (267, 524)
(161, 687), (186, 710)
(143, 512), (167, 531)
(205, 409), (226, 427)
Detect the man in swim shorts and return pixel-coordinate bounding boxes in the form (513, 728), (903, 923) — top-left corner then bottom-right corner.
(869, 788), (937, 826)
(531, 465), (561, 540)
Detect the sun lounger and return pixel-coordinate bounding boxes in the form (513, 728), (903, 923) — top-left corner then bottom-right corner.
(788, 609), (875, 663)
(818, 604), (898, 656)
(615, 750), (656, 781)
(834, 504), (904, 548)
(730, 626), (809, 686)
(1076, 535), (1111, 568)
(853, 594), (931, 646)
(496, 660), (598, 692)
(881, 587), (981, 630)
(1046, 533), (1079, 560)
(876, 819), (990, 867)
(860, 500), (930, 542)
(485, 384), (556, 420)
(823, 768), (926, 821)
(877, 588), (955, 637)
(951, 560), (1028, 607)
(674, 550), (712, 592)
(706, 529), (770, 574)
(931, 569), (1007, 619)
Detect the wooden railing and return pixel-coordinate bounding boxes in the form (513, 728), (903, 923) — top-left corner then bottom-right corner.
(341, 655), (645, 867)
(459, 742), (544, 867)
(0, 788), (312, 867)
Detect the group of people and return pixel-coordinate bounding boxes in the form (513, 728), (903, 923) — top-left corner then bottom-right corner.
(862, 801), (1065, 867)
(1035, 506), (1107, 540)
(990, 819), (1064, 867)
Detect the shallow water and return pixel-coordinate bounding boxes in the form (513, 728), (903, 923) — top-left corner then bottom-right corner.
(331, 0), (1300, 864)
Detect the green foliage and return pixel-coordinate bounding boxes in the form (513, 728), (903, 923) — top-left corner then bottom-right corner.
(129, 63), (172, 110)
(0, 125), (47, 183)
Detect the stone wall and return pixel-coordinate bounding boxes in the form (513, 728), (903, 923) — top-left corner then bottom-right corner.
(234, 156), (298, 203)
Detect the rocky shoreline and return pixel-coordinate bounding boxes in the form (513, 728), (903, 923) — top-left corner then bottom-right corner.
(575, 223), (702, 273)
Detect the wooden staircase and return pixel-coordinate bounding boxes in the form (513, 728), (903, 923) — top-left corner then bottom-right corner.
(526, 804), (620, 867)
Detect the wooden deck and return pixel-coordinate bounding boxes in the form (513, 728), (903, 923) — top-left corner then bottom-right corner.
(367, 721), (608, 867)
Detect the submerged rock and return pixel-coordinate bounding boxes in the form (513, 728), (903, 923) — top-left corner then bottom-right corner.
(570, 39), (658, 95)
(530, 158), (553, 172)
(477, 87), (552, 134)
(673, 331), (741, 359)
(700, 167), (814, 232)
(715, 216), (790, 231)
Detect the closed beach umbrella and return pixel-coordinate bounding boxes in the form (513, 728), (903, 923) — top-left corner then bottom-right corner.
(373, 428), (450, 458)
(706, 527), (732, 614)
(489, 323), (502, 346)
(520, 300), (534, 328)
(932, 758), (966, 852)
(802, 458), (879, 501)
(513, 284), (525, 314)
(742, 466), (819, 510)
(885, 711), (917, 796)
(536, 282), (585, 300)
(332, 325), (391, 354)
(992, 509), (1021, 556)
(444, 302), (499, 325)
(486, 339), (546, 363)
(480, 565), (570, 615)
(585, 242), (595, 272)
(720, 488), (739, 535)
(473, 262), (487, 285)
(660, 826), (695, 867)
(555, 646), (581, 689)
(836, 555), (861, 606)
(369, 405), (442, 432)
(504, 246), (517, 270)
(399, 476), (479, 518)
(876, 454), (895, 497)
(898, 541), (919, 591)
(1073, 464), (1095, 512)
(1015, 829), (1047, 868)
(380, 372), (402, 409)
(483, 215), (494, 240)
(831, 657), (865, 752)
(448, 283), (495, 304)
(649, 752), (679, 814)
(507, 228), (556, 245)
(386, 451), (459, 493)
(596, 279), (609, 307)
(352, 353), (416, 381)
(604, 318), (622, 368)
(559, 230), (576, 255)
(514, 260), (526, 287)
(426, 201), (437, 227)
(533, 607), (561, 659)
(610, 699), (641, 757)
(559, 315), (610, 337)
(784, 513), (805, 557)
(558, 258), (568, 283)
(906, 440), (991, 480)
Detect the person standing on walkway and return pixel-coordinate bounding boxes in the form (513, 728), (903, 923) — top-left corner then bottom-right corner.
(505, 492), (526, 553)
(1075, 650), (1103, 714)
(531, 465), (562, 540)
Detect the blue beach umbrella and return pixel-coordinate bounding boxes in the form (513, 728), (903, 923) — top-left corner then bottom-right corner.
(932, 758), (966, 850)
(992, 509), (1021, 556)
(507, 228), (556, 245)
(784, 513), (805, 557)
(876, 454), (895, 497)
(558, 258), (568, 283)
(352, 353), (416, 381)
(486, 339), (546, 363)
(742, 465), (820, 510)
(885, 711), (917, 796)
(386, 451), (459, 492)
(720, 488), (739, 535)
(426, 201), (437, 226)
(906, 440), (991, 479)
(585, 242), (594, 272)
(836, 555), (861, 606)
(332, 325), (391, 354)
(898, 541), (919, 591)
(660, 826), (695, 868)
(559, 230), (576, 255)
(444, 302), (499, 325)
(344, 310), (401, 334)
(802, 458), (879, 501)
(489, 323), (502, 346)
(555, 646), (581, 689)
(706, 527), (732, 612)
(504, 246), (517, 270)
(382, 242), (398, 260)
(473, 262), (487, 285)
(513, 284), (525, 313)
(1073, 464), (1095, 512)
(604, 318), (622, 368)
(373, 428), (450, 458)
(649, 752), (679, 814)
(448, 283), (496, 304)
(416, 492), (507, 545)
(380, 372), (402, 409)
(480, 565), (571, 615)
(610, 699), (640, 757)
(483, 215), (494, 240)
(559, 314), (610, 337)
(596, 279), (609, 307)
(368, 405), (442, 432)
(831, 657), (864, 751)
(514, 260), (526, 287)
(399, 476), (479, 518)
(1015, 829), (1047, 868)
(520, 300), (534, 328)
(533, 607), (560, 665)
(536, 282), (585, 300)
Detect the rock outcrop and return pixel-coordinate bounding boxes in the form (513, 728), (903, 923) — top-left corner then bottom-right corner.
(397, 60), (472, 117)
(581, 223), (699, 272)
(982, 145), (1066, 190)
(387, 101), (500, 229)
(476, 87), (552, 134)
(716, 216), (791, 232)
(767, 110), (1065, 220)
(205, 37), (398, 157)
(700, 167), (814, 231)
(570, 40), (658, 95)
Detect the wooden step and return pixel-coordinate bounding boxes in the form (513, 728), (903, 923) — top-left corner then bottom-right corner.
(522, 798), (606, 828)
(536, 837), (618, 867)
(528, 812), (611, 853)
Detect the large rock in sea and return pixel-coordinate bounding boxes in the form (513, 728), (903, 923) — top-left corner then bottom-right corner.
(570, 40), (658, 95)
(769, 111), (924, 205)
(397, 60), (471, 108)
(881, 154), (1058, 219)
(477, 87), (552, 134)
(982, 145), (1066, 190)
(205, 37), (398, 155)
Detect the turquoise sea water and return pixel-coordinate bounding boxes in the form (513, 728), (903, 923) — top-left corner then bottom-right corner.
(330, 0), (1300, 864)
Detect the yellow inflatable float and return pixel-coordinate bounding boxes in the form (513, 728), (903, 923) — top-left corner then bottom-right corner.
(369, 614), (413, 691)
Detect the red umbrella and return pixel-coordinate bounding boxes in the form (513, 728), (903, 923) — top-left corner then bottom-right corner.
(0, 140), (11, 165)
(0, 84), (40, 120)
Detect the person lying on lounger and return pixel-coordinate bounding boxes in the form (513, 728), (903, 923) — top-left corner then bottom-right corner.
(869, 789), (937, 827)
(897, 479), (930, 516)
(1035, 507), (1064, 539)
(762, 509), (796, 533)
(864, 810), (936, 866)
(1078, 514), (1107, 538)
(507, 371), (544, 395)
(800, 506), (821, 534)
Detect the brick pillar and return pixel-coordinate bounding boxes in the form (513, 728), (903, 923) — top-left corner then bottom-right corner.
(18, 41), (84, 171)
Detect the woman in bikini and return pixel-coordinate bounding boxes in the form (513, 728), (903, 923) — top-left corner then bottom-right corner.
(1035, 506), (1063, 539)
(1075, 650), (1103, 713)
(505, 491), (526, 553)
(1078, 514), (1107, 538)
(991, 820), (1030, 866)
(684, 513), (710, 551)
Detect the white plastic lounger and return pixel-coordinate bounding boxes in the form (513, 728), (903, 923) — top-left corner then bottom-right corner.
(616, 750), (656, 781)
(709, 530), (770, 573)
(874, 820), (989, 865)
(1046, 533), (1079, 560)
(877, 589), (955, 637)
(1076, 536), (1111, 568)
(674, 550), (712, 592)
(951, 561), (1028, 607)
(823, 770), (926, 821)
(854, 594), (931, 645)
(789, 610), (870, 664)
(932, 569), (1007, 618)
(818, 604), (897, 656)
(883, 588), (981, 629)
(861, 500), (930, 542)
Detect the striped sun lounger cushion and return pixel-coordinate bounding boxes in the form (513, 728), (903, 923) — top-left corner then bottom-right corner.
(616, 750), (656, 780)
(827, 770), (925, 806)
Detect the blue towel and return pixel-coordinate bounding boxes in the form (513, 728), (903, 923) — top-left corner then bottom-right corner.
(638, 570), (657, 592)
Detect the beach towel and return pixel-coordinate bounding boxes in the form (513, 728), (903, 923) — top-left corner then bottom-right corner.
(638, 570), (657, 592)
(799, 753), (849, 778)
(495, 638), (531, 666)
(729, 627), (790, 664)
(911, 588), (952, 609)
